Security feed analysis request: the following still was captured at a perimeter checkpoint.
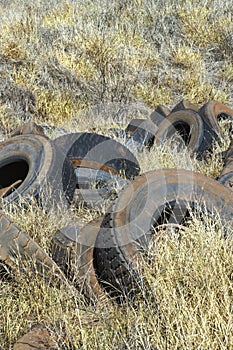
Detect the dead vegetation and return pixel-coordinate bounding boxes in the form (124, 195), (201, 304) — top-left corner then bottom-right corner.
(0, 0), (233, 348)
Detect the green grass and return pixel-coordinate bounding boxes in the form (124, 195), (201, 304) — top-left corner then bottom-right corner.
(0, 0), (233, 348)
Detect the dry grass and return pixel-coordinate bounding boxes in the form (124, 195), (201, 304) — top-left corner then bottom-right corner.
(0, 0), (233, 348)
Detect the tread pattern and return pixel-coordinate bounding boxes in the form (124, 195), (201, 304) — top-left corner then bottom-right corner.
(0, 211), (67, 285)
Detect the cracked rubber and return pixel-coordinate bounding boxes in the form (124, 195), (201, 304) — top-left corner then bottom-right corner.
(94, 169), (233, 300)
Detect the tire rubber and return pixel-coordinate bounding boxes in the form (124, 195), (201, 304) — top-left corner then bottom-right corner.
(171, 100), (201, 113)
(125, 119), (157, 151)
(198, 100), (233, 137)
(51, 217), (105, 300)
(0, 211), (67, 285)
(94, 169), (233, 299)
(0, 134), (76, 209)
(155, 109), (218, 156)
(53, 132), (140, 180)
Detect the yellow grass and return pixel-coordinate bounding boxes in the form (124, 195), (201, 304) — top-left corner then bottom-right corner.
(0, 0), (233, 348)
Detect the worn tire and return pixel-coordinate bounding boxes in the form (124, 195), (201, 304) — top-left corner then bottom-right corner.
(155, 109), (218, 156)
(54, 132), (140, 180)
(198, 100), (233, 137)
(153, 104), (170, 117)
(94, 169), (233, 299)
(125, 119), (157, 152)
(0, 211), (67, 285)
(0, 134), (76, 209)
(51, 217), (105, 301)
(171, 100), (201, 113)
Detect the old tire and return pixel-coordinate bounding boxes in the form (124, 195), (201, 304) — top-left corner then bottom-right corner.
(51, 217), (105, 301)
(53, 132), (140, 180)
(125, 119), (157, 152)
(0, 134), (76, 209)
(94, 169), (233, 300)
(0, 211), (67, 285)
(171, 100), (201, 113)
(198, 100), (233, 137)
(155, 109), (218, 156)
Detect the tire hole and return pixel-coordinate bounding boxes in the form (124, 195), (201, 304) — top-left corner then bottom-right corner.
(0, 160), (29, 196)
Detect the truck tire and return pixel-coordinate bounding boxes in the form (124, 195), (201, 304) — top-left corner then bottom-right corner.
(51, 216), (105, 301)
(94, 169), (233, 300)
(198, 100), (233, 137)
(0, 211), (67, 286)
(155, 109), (218, 156)
(0, 135), (76, 209)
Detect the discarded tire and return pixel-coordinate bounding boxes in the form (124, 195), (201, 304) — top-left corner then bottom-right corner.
(54, 132), (140, 180)
(0, 211), (67, 285)
(51, 217), (105, 300)
(153, 104), (170, 117)
(171, 99), (201, 113)
(94, 169), (233, 299)
(0, 134), (76, 209)
(155, 109), (218, 156)
(125, 119), (157, 152)
(54, 132), (139, 208)
(149, 110), (166, 127)
(198, 100), (233, 137)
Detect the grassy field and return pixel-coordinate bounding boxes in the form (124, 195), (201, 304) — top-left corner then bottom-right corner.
(0, 0), (233, 348)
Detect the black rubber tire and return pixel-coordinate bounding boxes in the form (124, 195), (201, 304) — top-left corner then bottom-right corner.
(149, 110), (167, 127)
(72, 167), (127, 209)
(171, 100), (201, 113)
(0, 134), (76, 209)
(198, 100), (233, 137)
(51, 217), (105, 300)
(155, 109), (218, 156)
(53, 132), (140, 180)
(153, 105), (170, 117)
(94, 169), (233, 300)
(125, 119), (157, 152)
(0, 211), (67, 285)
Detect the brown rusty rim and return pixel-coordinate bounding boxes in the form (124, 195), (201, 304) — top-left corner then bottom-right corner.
(70, 158), (119, 175)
